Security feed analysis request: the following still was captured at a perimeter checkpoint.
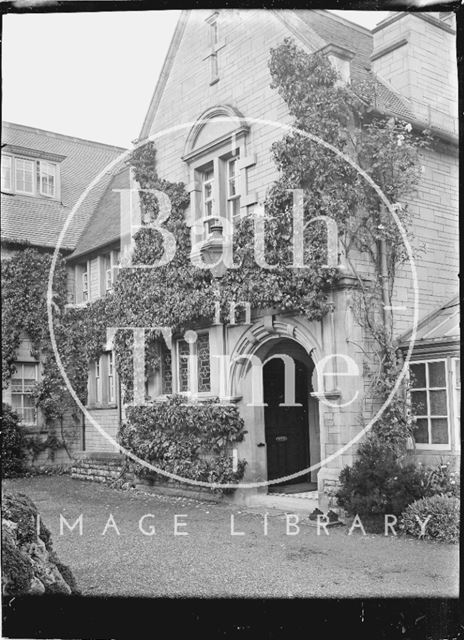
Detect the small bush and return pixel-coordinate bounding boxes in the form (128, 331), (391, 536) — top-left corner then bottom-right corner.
(421, 461), (460, 499)
(401, 495), (460, 543)
(1, 403), (27, 477)
(336, 438), (427, 516)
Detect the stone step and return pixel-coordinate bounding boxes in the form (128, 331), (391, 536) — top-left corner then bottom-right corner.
(245, 493), (319, 513)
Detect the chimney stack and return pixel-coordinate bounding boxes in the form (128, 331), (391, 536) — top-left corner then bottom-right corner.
(371, 12), (457, 134)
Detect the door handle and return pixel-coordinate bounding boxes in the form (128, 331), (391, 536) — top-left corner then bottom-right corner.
(257, 442), (266, 447)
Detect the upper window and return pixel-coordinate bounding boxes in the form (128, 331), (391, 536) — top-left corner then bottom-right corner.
(201, 168), (214, 220)
(11, 362), (38, 425)
(1, 154), (59, 198)
(196, 151), (241, 235)
(227, 156), (240, 221)
(15, 158), (35, 194)
(410, 360), (450, 447)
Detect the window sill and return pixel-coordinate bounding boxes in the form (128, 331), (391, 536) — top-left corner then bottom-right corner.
(414, 444), (452, 451)
(86, 404), (118, 410)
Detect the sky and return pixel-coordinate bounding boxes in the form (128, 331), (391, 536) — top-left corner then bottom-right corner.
(2, 10), (390, 149)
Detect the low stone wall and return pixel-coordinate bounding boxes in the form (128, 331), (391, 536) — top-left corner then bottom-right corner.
(71, 456), (124, 484)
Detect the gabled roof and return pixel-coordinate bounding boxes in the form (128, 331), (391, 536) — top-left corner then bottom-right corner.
(138, 9), (414, 140)
(399, 296), (460, 348)
(69, 166), (130, 261)
(1, 122), (125, 251)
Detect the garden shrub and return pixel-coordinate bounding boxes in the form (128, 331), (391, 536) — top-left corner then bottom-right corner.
(420, 461), (460, 499)
(1, 403), (27, 478)
(119, 395), (247, 492)
(336, 438), (427, 516)
(401, 495), (460, 543)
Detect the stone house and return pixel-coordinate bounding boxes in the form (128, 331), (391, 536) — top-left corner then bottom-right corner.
(2, 10), (459, 504)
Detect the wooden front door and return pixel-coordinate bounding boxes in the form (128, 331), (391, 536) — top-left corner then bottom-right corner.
(263, 357), (310, 486)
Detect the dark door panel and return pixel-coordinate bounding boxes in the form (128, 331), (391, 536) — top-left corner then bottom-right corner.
(264, 357), (310, 486)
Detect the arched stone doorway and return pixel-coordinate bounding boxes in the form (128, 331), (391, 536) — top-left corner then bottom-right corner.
(257, 338), (320, 491)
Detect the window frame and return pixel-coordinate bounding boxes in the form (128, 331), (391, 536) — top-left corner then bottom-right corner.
(451, 357), (460, 451)
(175, 331), (211, 396)
(226, 155), (241, 221)
(95, 357), (102, 404)
(201, 167), (215, 221)
(11, 362), (39, 426)
(82, 268), (89, 302)
(14, 156), (35, 195)
(1, 154), (60, 199)
(409, 357), (451, 450)
(108, 351), (116, 404)
(1, 154), (13, 192)
(39, 160), (57, 198)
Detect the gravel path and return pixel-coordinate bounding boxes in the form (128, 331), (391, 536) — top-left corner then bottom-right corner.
(3, 476), (458, 598)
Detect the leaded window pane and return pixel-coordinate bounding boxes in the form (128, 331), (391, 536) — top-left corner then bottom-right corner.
(162, 344), (173, 394)
(197, 333), (211, 392)
(178, 340), (190, 392)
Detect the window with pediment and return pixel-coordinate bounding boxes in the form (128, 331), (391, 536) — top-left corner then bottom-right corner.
(183, 106), (258, 241)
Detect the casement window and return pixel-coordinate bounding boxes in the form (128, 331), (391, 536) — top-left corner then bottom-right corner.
(15, 158), (35, 194)
(104, 254), (113, 291)
(95, 358), (102, 404)
(410, 359), (450, 448)
(176, 332), (211, 394)
(227, 156), (240, 221)
(91, 353), (116, 406)
(1, 155), (12, 191)
(2, 155), (59, 198)
(11, 362), (38, 425)
(108, 351), (116, 403)
(452, 357), (460, 448)
(201, 168), (215, 220)
(195, 151), (242, 237)
(39, 161), (56, 197)
(82, 270), (89, 302)
(161, 342), (173, 395)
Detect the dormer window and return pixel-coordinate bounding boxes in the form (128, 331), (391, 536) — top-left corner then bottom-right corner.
(318, 43), (355, 86)
(1, 153), (60, 199)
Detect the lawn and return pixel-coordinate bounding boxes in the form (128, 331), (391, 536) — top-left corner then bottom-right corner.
(3, 475), (459, 598)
